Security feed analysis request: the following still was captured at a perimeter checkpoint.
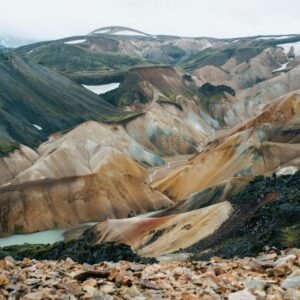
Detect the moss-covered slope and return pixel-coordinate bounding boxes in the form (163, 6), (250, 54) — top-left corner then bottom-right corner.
(0, 53), (133, 155)
(16, 39), (153, 84)
(0, 237), (156, 264)
(181, 45), (265, 71)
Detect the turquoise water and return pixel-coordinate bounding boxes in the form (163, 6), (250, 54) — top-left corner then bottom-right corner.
(0, 222), (98, 247)
(0, 210), (162, 247)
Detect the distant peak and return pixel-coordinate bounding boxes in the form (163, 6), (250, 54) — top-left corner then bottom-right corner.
(88, 26), (154, 37)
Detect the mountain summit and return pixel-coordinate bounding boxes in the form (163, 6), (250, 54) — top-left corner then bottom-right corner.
(89, 26), (154, 37)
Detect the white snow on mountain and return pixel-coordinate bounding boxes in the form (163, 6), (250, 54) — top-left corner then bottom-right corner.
(82, 83), (120, 95)
(272, 62), (289, 73)
(64, 39), (86, 45)
(33, 124), (43, 131)
(112, 30), (147, 36)
(256, 35), (294, 40)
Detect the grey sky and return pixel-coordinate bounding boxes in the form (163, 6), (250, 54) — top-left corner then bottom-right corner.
(1, 0), (299, 40)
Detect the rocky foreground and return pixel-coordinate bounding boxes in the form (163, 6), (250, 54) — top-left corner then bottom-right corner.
(0, 248), (299, 299)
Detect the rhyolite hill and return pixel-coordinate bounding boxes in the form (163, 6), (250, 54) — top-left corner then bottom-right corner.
(0, 27), (299, 262)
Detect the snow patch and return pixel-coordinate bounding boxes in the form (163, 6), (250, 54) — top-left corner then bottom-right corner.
(64, 39), (86, 45)
(82, 83), (120, 95)
(257, 35), (294, 40)
(129, 210), (163, 220)
(113, 30), (147, 36)
(272, 61), (290, 73)
(33, 124), (43, 131)
(276, 166), (298, 176)
(93, 29), (111, 34)
(93, 29), (148, 36)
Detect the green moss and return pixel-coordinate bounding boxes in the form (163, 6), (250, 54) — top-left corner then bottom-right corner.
(106, 111), (144, 123)
(198, 83), (235, 112)
(160, 90), (179, 101)
(0, 54), (135, 155)
(68, 70), (126, 85)
(0, 237), (157, 264)
(157, 97), (183, 111)
(181, 47), (235, 70)
(281, 224), (300, 248)
(23, 43), (152, 84)
(2, 242), (57, 257)
(182, 46), (265, 71)
(199, 83), (235, 97)
(161, 44), (186, 61)
(13, 225), (24, 234)
(182, 74), (193, 82)
(104, 72), (147, 106)
(0, 140), (19, 156)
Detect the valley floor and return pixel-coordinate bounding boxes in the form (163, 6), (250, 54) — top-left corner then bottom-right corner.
(0, 248), (299, 299)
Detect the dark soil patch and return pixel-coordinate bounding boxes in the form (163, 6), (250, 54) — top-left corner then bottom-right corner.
(188, 172), (300, 259)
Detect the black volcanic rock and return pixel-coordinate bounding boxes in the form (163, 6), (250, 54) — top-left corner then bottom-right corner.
(190, 171), (300, 259)
(0, 233), (157, 264)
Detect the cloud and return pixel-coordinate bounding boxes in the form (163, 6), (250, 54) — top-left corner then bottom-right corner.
(0, 0), (299, 40)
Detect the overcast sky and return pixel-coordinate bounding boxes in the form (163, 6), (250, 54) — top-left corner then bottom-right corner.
(1, 0), (299, 40)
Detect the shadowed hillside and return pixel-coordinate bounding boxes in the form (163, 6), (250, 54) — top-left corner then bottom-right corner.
(0, 53), (135, 155)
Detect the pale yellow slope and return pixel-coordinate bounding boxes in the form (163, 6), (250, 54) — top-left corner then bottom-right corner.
(0, 148), (172, 236)
(0, 145), (38, 186)
(151, 92), (300, 200)
(11, 121), (163, 184)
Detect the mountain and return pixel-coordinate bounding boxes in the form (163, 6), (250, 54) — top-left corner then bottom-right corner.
(0, 120), (172, 235)
(86, 91), (300, 257)
(12, 29), (300, 131)
(12, 29), (300, 86)
(0, 28), (299, 260)
(0, 52), (138, 157)
(0, 34), (35, 48)
(151, 92), (300, 200)
(13, 26), (215, 84)
(15, 34), (153, 85)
